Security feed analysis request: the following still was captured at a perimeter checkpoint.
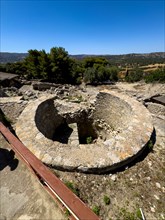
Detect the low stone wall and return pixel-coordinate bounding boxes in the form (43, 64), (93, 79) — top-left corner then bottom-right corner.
(145, 102), (165, 116)
(35, 99), (64, 139)
(94, 92), (132, 131)
(0, 97), (27, 124)
(16, 90), (153, 173)
(33, 82), (58, 91)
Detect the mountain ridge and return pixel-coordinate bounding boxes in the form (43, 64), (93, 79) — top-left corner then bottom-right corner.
(0, 51), (164, 64)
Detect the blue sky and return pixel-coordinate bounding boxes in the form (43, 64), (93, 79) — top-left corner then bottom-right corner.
(1, 0), (164, 54)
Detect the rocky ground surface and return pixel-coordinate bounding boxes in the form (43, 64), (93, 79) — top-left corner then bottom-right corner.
(52, 82), (165, 220)
(0, 81), (165, 220)
(0, 134), (67, 220)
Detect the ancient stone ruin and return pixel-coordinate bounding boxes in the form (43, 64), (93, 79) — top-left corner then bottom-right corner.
(15, 88), (153, 174)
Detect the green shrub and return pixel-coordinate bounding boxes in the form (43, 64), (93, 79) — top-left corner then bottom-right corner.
(125, 68), (143, 82)
(65, 181), (80, 197)
(86, 136), (93, 144)
(92, 205), (100, 216)
(117, 207), (143, 220)
(84, 65), (119, 84)
(119, 208), (136, 220)
(147, 140), (154, 150)
(75, 95), (83, 103)
(65, 209), (71, 217)
(103, 195), (111, 205)
(136, 208), (143, 220)
(145, 68), (165, 83)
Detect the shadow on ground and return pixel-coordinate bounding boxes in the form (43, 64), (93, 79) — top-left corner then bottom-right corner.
(0, 148), (19, 171)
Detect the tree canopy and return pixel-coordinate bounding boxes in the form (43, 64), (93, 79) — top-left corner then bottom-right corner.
(1, 47), (119, 84)
(1, 46), (163, 84)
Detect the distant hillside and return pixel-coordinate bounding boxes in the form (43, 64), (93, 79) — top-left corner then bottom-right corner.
(0, 52), (164, 65)
(71, 52), (165, 66)
(0, 52), (28, 63)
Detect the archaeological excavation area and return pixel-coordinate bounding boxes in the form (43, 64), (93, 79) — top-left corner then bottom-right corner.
(1, 80), (165, 220)
(15, 88), (153, 173)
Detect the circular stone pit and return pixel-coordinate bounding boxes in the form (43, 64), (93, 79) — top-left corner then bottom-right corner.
(16, 89), (153, 173)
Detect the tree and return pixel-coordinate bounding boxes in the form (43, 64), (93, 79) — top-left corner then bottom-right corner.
(24, 49), (41, 79)
(24, 49), (52, 80)
(50, 47), (73, 83)
(145, 68), (165, 83)
(38, 50), (51, 79)
(2, 62), (26, 76)
(83, 65), (118, 84)
(70, 59), (84, 84)
(0, 64), (7, 72)
(83, 57), (109, 68)
(108, 66), (119, 81)
(125, 67), (143, 82)
(84, 67), (97, 83)
(12, 62), (27, 76)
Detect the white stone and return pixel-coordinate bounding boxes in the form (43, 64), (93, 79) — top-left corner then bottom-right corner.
(161, 214), (165, 219)
(154, 195), (159, 200)
(111, 175), (117, 181)
(148, 161), (152, 167)
(146, 176), (151, 181)
(156, 182), (161, 188)
(150, 207), (155, 212)
(104, 140), (112, 146)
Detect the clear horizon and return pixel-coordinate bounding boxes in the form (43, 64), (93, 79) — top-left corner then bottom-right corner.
(1, 0), (165, 55)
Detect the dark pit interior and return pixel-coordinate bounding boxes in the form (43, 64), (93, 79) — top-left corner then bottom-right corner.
(53, 122), (73, 143)
(52, 120), (98, 144)
(35, 99), (98, 145)
(35, 93), (131, 146)
(77, 120), (98, 144)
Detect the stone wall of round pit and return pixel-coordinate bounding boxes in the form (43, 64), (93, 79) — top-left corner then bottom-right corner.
(16, 90), (154, 174)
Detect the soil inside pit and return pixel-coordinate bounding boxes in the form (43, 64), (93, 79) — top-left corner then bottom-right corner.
(0, 82), (165, 220)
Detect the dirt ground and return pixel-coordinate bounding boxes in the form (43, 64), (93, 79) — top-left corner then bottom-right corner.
(54, 82), (165, 220)
(0, 134), (67, 220)
(0, 82), (165, 220)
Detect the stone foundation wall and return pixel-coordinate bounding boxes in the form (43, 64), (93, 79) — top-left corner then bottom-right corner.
(0, 99), (27, 124)
(145, 103), (165, 116)
(94, 92), (132, 131)
(16, 90), (153, 174)
(35, 99), (64, 139)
